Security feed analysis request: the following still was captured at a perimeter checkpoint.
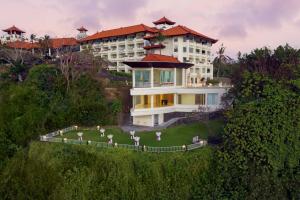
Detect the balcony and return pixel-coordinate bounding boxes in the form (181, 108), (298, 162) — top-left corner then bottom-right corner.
(133, 94), (174, 110)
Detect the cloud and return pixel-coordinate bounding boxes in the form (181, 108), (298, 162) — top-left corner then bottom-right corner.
(214, 0), (300, 38)
(219, 24), (247, 38)
(55, 0), (148, 31)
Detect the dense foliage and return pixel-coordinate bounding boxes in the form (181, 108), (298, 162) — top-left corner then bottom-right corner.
(0, 142), (213, 200)
(0, 44), (299, 199)
(0, 64), (121, 167)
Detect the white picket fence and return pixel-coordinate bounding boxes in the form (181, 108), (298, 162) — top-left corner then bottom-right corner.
(40, 126), (207, 153)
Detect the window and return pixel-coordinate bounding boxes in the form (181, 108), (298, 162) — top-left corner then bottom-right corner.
(174, 37), (178, 42)
(202, 68), (205, 73)
(196, 49), (200, 53)
(183, 47), (187, 53)
(195, 94), (206, 105)
(183, 36), (187, 42)
(135, 70), (150, 87)
(207, 93), (218, 105)
(174, 46), (178, 52)
(178, 94), (182, 104)
(160, 70), (174, 83)
(207, 68), (211, 73)
(202, 50), (206, 55)
(189, 47), (193, 53)
(207, 51), (211, 55)
(183, 57), (187, 62)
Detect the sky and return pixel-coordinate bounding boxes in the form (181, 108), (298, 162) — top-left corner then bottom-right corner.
(1, 0), (300, 58)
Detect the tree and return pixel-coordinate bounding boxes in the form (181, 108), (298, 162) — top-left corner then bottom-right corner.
(213, 43), (234, 78)
(155, 32), (166, 55)
(218, 72), (300, 199)
(30, 34), (36, 54)
(38, 35), (51, 57)
(57, 51), (110, 92)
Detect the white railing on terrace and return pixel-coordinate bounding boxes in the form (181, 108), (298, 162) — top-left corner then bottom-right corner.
(40, 126), (207, 153)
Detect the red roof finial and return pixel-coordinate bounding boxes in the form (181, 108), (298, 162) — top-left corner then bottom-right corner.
(153, 17), (175, 25)
(77, 26), (88, 32)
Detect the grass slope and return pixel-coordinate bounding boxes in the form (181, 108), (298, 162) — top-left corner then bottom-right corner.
(57, 120), (224, 147)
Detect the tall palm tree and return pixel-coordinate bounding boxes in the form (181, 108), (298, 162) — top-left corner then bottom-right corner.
(214, 44), (232, 78)
(30, 34), (36, 54)
(156, 32), (165, 55)
(39, 35), (51, 57)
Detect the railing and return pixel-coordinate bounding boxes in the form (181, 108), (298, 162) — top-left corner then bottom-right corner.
(40, 126), (207, 153)
(135, 82), (151, 88)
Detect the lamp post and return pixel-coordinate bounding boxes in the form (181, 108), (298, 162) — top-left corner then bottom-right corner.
(156, 132), (161, 141)
(130, 130), (135, 139)
(134, 136), (140, 146)
(100, 128), (105, 137)
(107, 134), (113, 144)
(77, 132), (83, 141)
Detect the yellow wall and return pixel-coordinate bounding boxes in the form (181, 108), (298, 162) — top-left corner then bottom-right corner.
(180, 94), (195, 105)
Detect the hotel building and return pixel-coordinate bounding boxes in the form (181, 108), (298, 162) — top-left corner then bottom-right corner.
(79, 17), (216, 84)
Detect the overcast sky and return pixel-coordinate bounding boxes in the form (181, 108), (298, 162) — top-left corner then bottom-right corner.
(1, 0), (300, 58)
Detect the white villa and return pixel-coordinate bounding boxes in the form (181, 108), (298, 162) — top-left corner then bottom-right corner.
(124, 54), (230, 127)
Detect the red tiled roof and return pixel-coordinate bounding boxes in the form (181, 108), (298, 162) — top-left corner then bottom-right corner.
(50, 38), (78, 48)
(143, 44), (165, 50)
(161, 25), (218, 43)
(77, 26), (88, 32)
(6, 41), (39, 49)
(142, 54), (180, 63)
(81, 24), (157, 42)
(3, 25), (25, 33)
(153, 17), (175, 25)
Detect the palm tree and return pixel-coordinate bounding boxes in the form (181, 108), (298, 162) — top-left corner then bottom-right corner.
(30, 34), (36, 54)
(156, 32), (165, 55)
(214, 44), (232, 78)
(39, 35), (51, 57)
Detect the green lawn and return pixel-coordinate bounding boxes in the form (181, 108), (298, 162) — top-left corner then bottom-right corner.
(57, 120), (224, 147)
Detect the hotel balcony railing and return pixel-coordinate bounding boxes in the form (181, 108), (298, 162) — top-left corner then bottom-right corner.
(153, 82), (175, 87)
(135, 82), (151, 88)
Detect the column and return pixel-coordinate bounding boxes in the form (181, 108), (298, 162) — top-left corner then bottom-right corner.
(151, 67), (154, 88)
(182, 68), (186, 87)
(174, 94), (177, 106)
(151, 95), (154, 108)
(132, 70), (135, 87)
(174, 68), (177, 87)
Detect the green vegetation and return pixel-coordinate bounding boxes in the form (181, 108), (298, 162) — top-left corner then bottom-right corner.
(56, 120), (224, 147)
(109, 70), (132, 78)
(0, 64), (121, 167)
(0, 45), (299, 199)
(0, 142), (214, 200)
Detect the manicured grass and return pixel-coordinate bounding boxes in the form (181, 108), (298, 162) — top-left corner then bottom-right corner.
(57, 120), (224, 147)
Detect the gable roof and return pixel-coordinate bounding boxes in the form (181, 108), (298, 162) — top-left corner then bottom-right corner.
(161, 25), (218, 43)
(81, 24), (157, 42)
(153, 17), (176, 25)
(142, 54), (180, 63)
(50, 38), (78, 48)
(6, 41), (39, 49)
(3, 25), (25, 33)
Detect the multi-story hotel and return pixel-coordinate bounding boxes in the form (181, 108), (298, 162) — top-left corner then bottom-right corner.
(79, 17), (216, 84)
(124, 54), (230, 127)
(80, 17), (229, 126)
